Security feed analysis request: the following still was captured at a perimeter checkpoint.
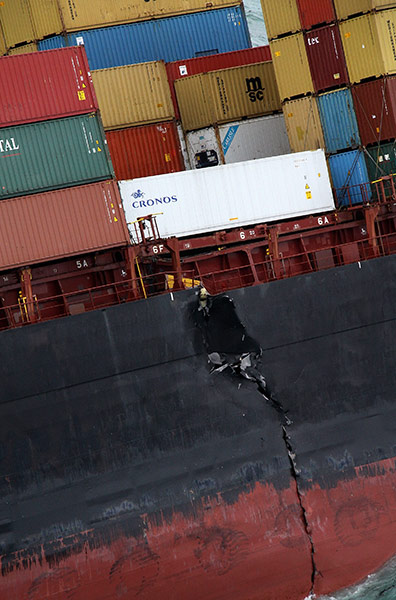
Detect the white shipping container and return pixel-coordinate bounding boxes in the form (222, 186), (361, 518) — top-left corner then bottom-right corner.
(220, 114), (291, 164)
(185, 115), (291, 169)
(119, 149), (335, 239)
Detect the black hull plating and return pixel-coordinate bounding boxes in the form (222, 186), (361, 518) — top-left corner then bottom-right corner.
(1, 254), (396, 598)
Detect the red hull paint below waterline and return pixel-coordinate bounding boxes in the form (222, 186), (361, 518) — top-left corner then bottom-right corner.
(1, 459), (396, 599)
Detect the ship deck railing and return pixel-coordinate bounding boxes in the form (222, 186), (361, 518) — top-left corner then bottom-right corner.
(2, 230), (396, 331)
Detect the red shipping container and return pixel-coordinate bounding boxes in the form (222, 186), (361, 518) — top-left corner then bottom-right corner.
(305, 25), (349, 92)
(297, 0), (335, 30)
(352, 77), (396, 146)
(166, 46), (272, 118)
(0, 47), (98, 127)
(0, 181), (130, 271)
(106, 121), (184, 180)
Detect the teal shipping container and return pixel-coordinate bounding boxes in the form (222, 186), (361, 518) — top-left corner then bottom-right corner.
(366, 143), (396, 181)
(328, 149), (370, 207)
(317, 88), (360, 154)
(0, 114), (114, 199)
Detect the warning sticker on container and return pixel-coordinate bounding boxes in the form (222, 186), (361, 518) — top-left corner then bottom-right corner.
(306, 191), (312, 199)
(77, 91), (86, 101)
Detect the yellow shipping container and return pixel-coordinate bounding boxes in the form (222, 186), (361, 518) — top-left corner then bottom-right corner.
(7, 43), (38, 55)
(260, 0), (300, 41)
(375, 9), (396, 74)
(175, 62), (281, 132)
(0, 0), (61, 48)
(0, 27), (6, 56)
(270, 34), (314, 101)
(282, 97), (325, 153)
(333, 0), (371, 20)
(334, 0), (396, 20)
(340, 9), (396, 83)
(57, 0), (241, 31)
(91, 62), (175, 130)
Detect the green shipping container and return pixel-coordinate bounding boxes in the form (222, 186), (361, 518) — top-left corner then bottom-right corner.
(366, 143), (396, 181)
(0, 113), (114, 199)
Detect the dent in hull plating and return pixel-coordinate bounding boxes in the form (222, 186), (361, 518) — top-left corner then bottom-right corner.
(1, 255), (396, 598)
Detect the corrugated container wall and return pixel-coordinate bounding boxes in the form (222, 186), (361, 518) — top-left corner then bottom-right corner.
(260, 0), (300, 40)
(366, 142), (396, 180)
(91, 62), (174, 130)
(219, 115), (290, 163)
(333, 0), (396, 20)
(317, 88), (360, 153)
(282, 96), (325, 152)
(166, 46), (271, 119)
(328, 149), (370, 206)
(0, 47), (97, 127)
(0, 27), (6, 56)
(0, 0), (62, 49)
(296, 0), (335, 30)
(185, 114), (290, 168)
(175, 62), (280, 131)
(0, 181), (130, 271)
(375, 9), (396, 75)
(340, 15), (382, 83)
(106, 122), (184, 180)
(339, 11), (396, 83)
(7, 43), (38, 55)
(352, 77), (396, 146)
(38, 7), (251, 70)
(57, 0), (242, 31)
(119, 149), (334, 239)
(0, 114), (114, 199)
(305, 25), (349, 92)
(271, 33), (314, 100)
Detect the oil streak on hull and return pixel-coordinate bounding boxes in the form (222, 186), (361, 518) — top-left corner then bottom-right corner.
(1, 254), (396, 599)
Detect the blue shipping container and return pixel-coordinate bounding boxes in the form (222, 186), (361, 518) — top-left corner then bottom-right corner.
(328, 149), (371, 207)
(38, 7), (251, 70)
(317, 88), (360, 154)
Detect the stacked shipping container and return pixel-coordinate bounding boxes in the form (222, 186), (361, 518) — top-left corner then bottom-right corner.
(0, 0), (247, 52)
(0, 47), (131, 320)
(260, 0), (396, 205)
(0, 0), (290, 178)
(91, 60), (185, 179)
(172, 50), (290, 168)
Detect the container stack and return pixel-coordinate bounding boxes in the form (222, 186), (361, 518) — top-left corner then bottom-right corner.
(90, 61), (185, 180)
(260, 0), (396, 206)
(0, 1), (257, 180)
(0, 47), (131, 319)
(172, 48), (291, 168)
(0, 1), (251, 65)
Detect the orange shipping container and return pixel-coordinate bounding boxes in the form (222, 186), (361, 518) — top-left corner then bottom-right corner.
(0, 181), (130, 271)
(175, 62), (281, 132)
(106, 122), (184, 180)
(92, 62), (174, 130)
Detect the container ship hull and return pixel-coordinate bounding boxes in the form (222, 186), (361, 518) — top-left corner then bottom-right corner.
(1, 251), (396, 599)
